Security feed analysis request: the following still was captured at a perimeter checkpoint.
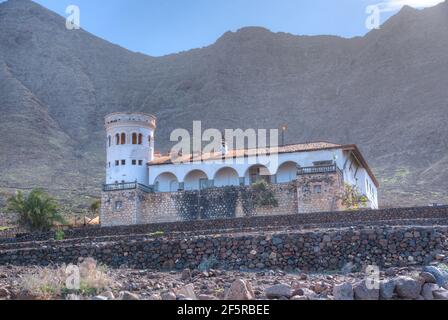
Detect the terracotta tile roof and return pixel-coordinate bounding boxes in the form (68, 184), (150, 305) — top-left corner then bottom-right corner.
(148, 141), (379, 188)
(149, 141), (342, 166)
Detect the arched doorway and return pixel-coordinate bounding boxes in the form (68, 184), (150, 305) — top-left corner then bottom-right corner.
(276, 161), (299, 183)
(214, 167), (240, 187)
(245, 165), (272, 185)
(184, 170), (209, 191)
(154, 172), (179, 192)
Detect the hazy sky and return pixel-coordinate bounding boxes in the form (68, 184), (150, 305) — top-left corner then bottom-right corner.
(3, 0), (445, 56)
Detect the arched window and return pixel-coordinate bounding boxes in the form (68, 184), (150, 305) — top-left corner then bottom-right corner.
(115, 134), (120, 145)
(121, 133), (126, 145)
(132, 133), (137, 145)
(138, 134), (143, 145)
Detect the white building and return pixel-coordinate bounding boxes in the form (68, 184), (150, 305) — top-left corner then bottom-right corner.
(104, 112), (379, 210)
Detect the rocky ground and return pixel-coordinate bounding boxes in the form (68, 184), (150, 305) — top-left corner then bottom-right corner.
(1, 255), (448, 301)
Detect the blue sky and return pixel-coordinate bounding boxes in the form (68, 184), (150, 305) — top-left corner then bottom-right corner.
(3, 0), (445, 56)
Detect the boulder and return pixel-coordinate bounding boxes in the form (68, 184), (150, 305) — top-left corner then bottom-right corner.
(148, 294), (162, 300)
(119, 291), (140, 300)
(265, 284), (293, 299)
(333, 283), (354, 300)
(225, 279), (255, 300)
(433, 289), (448, 300)
(0, 288), (10, 299)
(176, 284), (197, 300)
(421, 283), (439, 300)
(380, 279), (396, 300)
(101, 291), (115, 300)
(385, 268), (397, 277)
(422, 266), (448, 287)
(181, 269), (192, 281)
(353, 280), (379, 300)
(92, 295), (108, 301)
(395, 277), (422, 300)
(420, 272), (437, 284)
(161, 291), (177, 300)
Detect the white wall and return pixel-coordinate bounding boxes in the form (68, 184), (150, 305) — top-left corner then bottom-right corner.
(105, 113), (155, 185)
(147, 148), (379, 209)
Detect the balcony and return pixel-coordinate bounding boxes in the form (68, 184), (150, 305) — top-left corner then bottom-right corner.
(103, 182), (153, 193)
(297, 164), (339, 175)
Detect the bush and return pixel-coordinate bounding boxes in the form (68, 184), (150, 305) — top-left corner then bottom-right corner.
(251, 180), (279, 207)
(54, 229), (65, 241)
(20, 258), (114, 299)
(6, 189), (65, 232)
(339, 183), (369, 210)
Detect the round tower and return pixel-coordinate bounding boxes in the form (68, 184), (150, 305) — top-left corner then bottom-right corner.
(105, 112), (157, 185)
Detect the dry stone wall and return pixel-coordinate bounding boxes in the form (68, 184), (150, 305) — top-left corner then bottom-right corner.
(1, 226), (447, 272)
(102, 179), (327, 227)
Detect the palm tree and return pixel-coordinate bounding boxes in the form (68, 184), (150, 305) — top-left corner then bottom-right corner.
(6, 189), (65, 232)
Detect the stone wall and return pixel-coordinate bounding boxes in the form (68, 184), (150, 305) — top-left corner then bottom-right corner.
(296, 171), (343, 213)
(1, 226), (447, 272)
(3, 206), (448, 244)
(101, 190), (138, 227)
(102, 182), (301, 227)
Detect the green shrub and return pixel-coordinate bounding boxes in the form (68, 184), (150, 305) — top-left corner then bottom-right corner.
(339, 183), (369, 210)
(251, 180), (279, 207)
(54, 229), (65, 241)
(147, 231), (165, 238)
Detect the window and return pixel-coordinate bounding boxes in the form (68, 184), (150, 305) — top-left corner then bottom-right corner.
(115, 160), (119, 166)
(115, 134), (120, 145)
(132, 160), (137, 166)
(148, 136), (152, 144)
(114, 201), (123, 211)
(138, 160), (143, 166)
(314, 185), (322, 194)
(108, 162), (111, 168)
(108, 136), (111, 147)
(121, 160), (126, 165)
(138, 134), (143, 145)
(121, 133), (126, 145)
(132, 133), (137, 145)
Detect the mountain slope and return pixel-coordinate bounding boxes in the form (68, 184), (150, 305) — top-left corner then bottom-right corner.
(0, 0), (448, 211)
